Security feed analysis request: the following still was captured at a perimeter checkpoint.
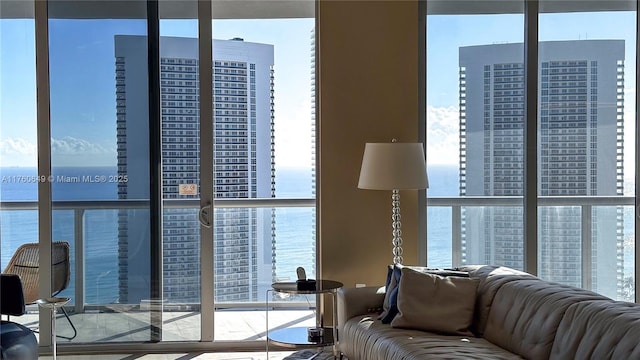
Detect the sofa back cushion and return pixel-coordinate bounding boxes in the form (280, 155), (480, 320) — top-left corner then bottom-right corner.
(483, 279), (608, 360)
(461, 265), (536, 336)
(550, 300), (640, 360)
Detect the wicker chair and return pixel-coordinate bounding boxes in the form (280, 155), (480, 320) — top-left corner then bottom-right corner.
(3, 241), (77, 340)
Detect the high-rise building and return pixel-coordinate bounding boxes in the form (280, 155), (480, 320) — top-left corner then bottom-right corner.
(459, 40), (624, 298)
(115, 35), (275, 304)
(310, 27), (317, 270)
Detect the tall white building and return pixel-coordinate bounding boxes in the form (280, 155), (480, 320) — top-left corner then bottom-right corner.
(459, 40), (624, 298)
(115, 35), (275, 304)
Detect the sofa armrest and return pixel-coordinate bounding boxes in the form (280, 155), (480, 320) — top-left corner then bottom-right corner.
(337, 286), (385, 332)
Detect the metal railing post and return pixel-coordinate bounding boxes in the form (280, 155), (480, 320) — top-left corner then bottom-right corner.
(74, 209), (86, 313)
(582, 204), (593, 290)
(452, 205), (462, 267)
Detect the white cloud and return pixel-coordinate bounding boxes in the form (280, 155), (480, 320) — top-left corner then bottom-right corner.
(0, 138), (37, 167)
(51, 136), (111, 155)
(426, 105), (460, 165)
(50, 136), (115, 166)
(0, 136), (116, 167)
(0, 137), (37, 155)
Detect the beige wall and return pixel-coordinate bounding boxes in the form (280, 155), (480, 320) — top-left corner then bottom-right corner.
(316, 0), (421, 308)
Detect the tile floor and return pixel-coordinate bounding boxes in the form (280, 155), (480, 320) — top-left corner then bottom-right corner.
(38, 352), (302, 359)
(37, 349), (340, 360)
(20, 308), (316, 342)
(17, 308), (339, 359)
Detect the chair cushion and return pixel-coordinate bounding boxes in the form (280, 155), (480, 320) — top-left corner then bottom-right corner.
(1, 321), (38, 360)
(0, 274), (26, 316)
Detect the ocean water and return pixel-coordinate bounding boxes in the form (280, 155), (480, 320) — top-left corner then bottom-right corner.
(0, 166), (315, 303)
(1, 165), (635, 302)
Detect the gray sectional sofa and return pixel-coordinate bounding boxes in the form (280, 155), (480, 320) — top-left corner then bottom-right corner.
(337, 265), (640, 360)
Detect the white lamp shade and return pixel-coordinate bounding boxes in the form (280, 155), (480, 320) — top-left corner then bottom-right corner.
(358, 142), (429, 190)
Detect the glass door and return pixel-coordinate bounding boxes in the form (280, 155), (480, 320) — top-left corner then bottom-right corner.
(1, 0), (316, 350)
(209, 8), (317, 342)
(0, 0), (40, 339)
(156, 0), (209, 342)
(47, 0), (154, 343)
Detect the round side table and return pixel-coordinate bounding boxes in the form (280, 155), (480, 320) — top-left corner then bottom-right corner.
(36, 297), (70, 360)
(266, 280), (343, 359)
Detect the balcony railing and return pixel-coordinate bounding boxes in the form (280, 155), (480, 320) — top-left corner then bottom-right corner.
(427, 195), (636, 292)
(2, 195), (635, 309)
(0, 198), (316, 313)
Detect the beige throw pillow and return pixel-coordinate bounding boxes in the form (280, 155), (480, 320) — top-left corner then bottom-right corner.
(391, 266), (479, 336)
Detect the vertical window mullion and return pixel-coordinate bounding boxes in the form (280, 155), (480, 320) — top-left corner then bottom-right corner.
(147, 0), (163, 342)
(35, 0), (53, 347)
(198, 0), (215, 342)
(524, 0), (539, 275)
(635, 0), (640, 304)
(419, 0), (428, 266)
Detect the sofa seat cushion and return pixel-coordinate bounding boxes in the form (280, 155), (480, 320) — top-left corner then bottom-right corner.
(342, 315), (523, 360)
(550, 300), (640, 360)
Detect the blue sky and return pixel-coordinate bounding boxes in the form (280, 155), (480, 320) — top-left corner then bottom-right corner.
(0, 10), (637, 176)
(0, 18), (314, 167)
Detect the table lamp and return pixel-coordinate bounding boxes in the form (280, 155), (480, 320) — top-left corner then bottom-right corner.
(358, 139), (428, 264)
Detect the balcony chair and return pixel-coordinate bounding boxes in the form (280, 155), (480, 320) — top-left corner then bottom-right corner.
(2, 241), (77, 340)
(1, 274), (38, 360)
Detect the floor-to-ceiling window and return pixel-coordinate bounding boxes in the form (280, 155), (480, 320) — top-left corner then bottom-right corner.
(425, 2), (526, 269)
(425, 0), (638, 302)
(537, 3), (636, 300)
(0, 0), (39, 328)
(0, 0), (316, 353)
(0, 4), (37, 275)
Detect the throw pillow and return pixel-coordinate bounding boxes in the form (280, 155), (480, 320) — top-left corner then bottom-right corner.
(391, 266), (479, 335)
(379, 265), (393, 313)
(379, 265), (470, 324)
(378, 264), (403, 323)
